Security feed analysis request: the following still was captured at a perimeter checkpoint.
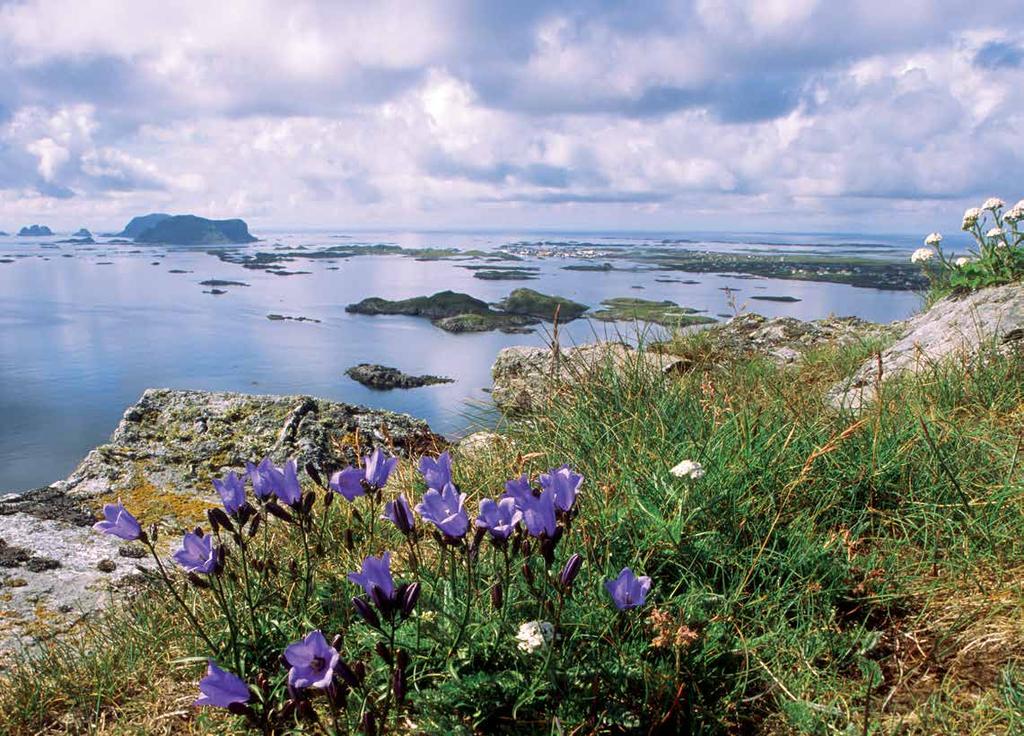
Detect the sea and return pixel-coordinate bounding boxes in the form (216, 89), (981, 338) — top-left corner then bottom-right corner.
(0, 228), (926, 492)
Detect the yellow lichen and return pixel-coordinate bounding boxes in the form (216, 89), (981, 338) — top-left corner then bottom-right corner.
(94, 463), (215, 529)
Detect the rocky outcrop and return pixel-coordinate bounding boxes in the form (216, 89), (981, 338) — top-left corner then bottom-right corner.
(695, 313), (897, 366)
(491, 342), (688, 414)
(491, 314), (895, 414)
(346, 364), (453, 390)
(831, 284), (1024, 409)
(0, 389), (442, 653)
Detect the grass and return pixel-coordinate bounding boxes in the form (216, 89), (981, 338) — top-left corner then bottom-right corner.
(3, 328), (1024, 733)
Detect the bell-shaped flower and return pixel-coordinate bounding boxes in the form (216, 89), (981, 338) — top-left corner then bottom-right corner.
(416, 482), (469, 538)
(212, 471), (246, 515)
(502, 473), (533, 506)
(173, 531), (218, 574)
(383, 494), (415, 534)
(93, 500), (142, 541)
(418, 451), (452, 491)
(274, 459), (303, 506)
(364, 448), (398, 490)
(476, 497), (522, 541)
(347, 552), (396, 601)
(539, 465), (583, 512)
(604, 567), (652, 610)
(521, 488), (557, 538)
(245, 457), (278, 500)
(329, 466), (365, 501)
(194, 660), (250, 708)
(284, 630), (340, 690)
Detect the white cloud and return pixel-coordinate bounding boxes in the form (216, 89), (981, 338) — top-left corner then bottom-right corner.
(0, 0), (1022, 232)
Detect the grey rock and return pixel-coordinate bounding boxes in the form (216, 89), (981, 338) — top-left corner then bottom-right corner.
(491, 342), (687, 414)
(0, 388), (442, 653)
(345, 364), (453, 390)
(831, 284), (1024, 409)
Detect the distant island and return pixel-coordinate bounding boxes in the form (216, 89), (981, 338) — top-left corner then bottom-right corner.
(117, 213), (257, 245)
(73, 228), (92, 238)
(18, 225), (52, 236)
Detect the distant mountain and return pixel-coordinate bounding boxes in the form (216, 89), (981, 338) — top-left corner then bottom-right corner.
(133, 215), (257, 245)
(73, 228), (92, 238)
(0, 231), (8, 236)
(117, 213), (171, 238)
(18, 225), (53, 236)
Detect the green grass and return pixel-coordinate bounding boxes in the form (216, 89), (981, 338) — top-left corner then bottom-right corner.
(3, 331), (1024, 734)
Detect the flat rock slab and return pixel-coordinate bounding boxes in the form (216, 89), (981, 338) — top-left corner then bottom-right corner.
(0, 388), (442, 655)
(56, 388), (442, 503)
(831, 284), (1024, 409)
(491, 342), (686, 414)
(0, 493), (154, 657)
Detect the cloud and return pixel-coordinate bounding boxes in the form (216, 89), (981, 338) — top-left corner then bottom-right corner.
(0, 1), (1022, 232)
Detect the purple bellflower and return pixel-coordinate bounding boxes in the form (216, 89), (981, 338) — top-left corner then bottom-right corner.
(274, 459), (303, 506)
(329, 448), (398, 501)
(604, 567), (652, 610)
(521, 487), (558, 538)
(194, 660), (250, 708)
(347, 552), (396, 601)
(212, 471), (246, 516)
(416, 482), (470, 539)
(540, 465), (583, 513)
(245, 457), (278, 501)
(418, 451), (452, 491)
(364, 448), (398, 490)
(502, 473), (534, 507)
(93, 500), (142, 541)
(284, 630), (340, 690)
(383, 494), (415, 534)
(172, 531), (218, 574)
(329, 466), (364, 501)
(476, 497), (522, 541)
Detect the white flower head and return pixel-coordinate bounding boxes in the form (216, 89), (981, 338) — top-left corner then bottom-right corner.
(987, 227), (1005, 238)
(516, 621), (555, 654)
(924, 232), (942, 246)
(911, 247), (936, 264)
(954, 257), (972, 267)
(670, 459), (705, 480)
(982, 197), (1005, 211)
(962, 207), (981, 230)
(1005, 205), (1024, 223)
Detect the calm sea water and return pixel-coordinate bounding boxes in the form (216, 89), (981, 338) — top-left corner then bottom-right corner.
(0, 229), (923, 492)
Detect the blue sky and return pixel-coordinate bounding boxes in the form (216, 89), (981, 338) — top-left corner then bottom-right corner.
(1, 0), (1023, 234)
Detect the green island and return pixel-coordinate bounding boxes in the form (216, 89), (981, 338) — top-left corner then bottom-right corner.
(589, 297), (718, 326)
(345, 288), (588, 333)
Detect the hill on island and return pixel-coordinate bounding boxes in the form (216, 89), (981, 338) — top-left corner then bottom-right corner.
(119, 214), (257, 245)
(116, 214), (171, 238)
(18, 225), (53, 236)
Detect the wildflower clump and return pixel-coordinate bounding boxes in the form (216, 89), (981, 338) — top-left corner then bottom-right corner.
(914, 195), (1024, 295)
(91, 449), (654, 733)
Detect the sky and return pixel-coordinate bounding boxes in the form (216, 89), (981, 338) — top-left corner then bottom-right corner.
(1, 0), (1023, 235)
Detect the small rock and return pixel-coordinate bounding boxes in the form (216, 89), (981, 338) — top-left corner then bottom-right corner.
(25, 556), (62, 572)
(97, 559), (117, 573)
(118, 544), (148, 559)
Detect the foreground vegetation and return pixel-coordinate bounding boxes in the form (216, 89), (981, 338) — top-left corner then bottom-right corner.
(3, 325), (1024, 734)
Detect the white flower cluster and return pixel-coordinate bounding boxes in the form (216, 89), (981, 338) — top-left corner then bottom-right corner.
(962, 207), (981, 230)
(955, 257), (972, 267)
(982, 197), (1006, 212)
(925, 232), (942, 246)
(1005, 200), (1024, 223)
(669, 459), (705, 480)
(911, 247), (936, 264)
(987, 227), (1005, 239)
(516, 621), (554, 654)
